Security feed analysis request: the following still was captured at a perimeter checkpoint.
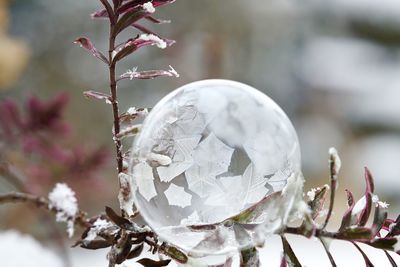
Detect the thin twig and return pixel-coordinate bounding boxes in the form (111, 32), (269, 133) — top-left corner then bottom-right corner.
(0, 192), (90, 228)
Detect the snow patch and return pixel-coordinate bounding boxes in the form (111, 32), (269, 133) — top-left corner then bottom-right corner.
(48, 183), (78, 238)
(142, 2), (155, 13)
(0, 230), (63, 267)
(139, 34), (167, 49)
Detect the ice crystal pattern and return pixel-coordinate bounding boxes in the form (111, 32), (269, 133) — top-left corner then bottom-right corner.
(129, 79), (301, 254)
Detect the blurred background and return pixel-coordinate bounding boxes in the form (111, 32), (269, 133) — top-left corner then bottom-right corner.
(1, 0), (400, 266)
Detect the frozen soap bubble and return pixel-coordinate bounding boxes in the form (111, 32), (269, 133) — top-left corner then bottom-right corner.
(129, 79), (302, 256)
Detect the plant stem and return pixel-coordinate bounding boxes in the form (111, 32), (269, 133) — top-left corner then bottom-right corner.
(108, 12), (123, 174)
(0, 192), (90, 228)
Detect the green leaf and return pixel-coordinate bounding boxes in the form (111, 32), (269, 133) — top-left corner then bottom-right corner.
(162, 245), (188, 263)
(369, 238), (397, 250)
(339, 227), (372, 240)
(240, 246), (260, 267)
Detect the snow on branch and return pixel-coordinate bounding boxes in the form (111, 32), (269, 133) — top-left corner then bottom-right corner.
(48, 183), (78, 237)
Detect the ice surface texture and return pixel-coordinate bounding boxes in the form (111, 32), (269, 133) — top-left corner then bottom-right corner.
(129, 79), (302, 255)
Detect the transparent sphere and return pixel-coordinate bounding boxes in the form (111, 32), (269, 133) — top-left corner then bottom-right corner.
(129, 80), (301, 255)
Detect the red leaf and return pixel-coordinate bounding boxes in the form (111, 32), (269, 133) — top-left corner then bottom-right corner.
(119, 66), (179, 80)
(364, 167), (375, 194)
(112, 34), (170, 64)
(113, 8), (150, 35)
(145, 16), (170, 24)
(99, 0), (115, 21)
(357, 168), (376, 226)
(74, 37), (109, 64)
(339, 190), (356, 231)
(91, 9), (109, 19)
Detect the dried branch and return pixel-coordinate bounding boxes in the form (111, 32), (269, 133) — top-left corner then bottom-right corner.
(0, 192), (90, 228)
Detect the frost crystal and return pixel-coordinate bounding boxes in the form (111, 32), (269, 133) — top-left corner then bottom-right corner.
(132, 162), (157, 201)
(138, 34), (167, 49)
(168, 65), (180, 77)
(164, 184), (192, 208)
(48, 183), (78, 238)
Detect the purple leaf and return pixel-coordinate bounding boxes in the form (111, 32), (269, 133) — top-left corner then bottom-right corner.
(74, 37), (109, 64)
(365, 167), (375, 193)
(112, 34), (171, 64)
(80, 240), (112, 249)
(99, 0), (114, 20)
(280, 256), (288, 267)
(339, 190), (356, 232)
(83, 90), (112, 103)
(127, 244), (144, 259)
(91, 9), (109, 19)
(145, 16), (171, 24)
(132, 24), (176, 45)
(113, 8), (150, 35)
(281, 236), (302, 267)
(352, 242), (374, 267)
(119, 66), (179, 80)
(112, 0), (122, 7)
(105, 206), (133, 230)
(137, 258), (171, 267)
(384, 251), (398, 267)
(358, 193), (373, 226)
(358, 168), (376, 226)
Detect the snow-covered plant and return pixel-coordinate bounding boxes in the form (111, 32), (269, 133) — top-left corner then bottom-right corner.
(1, 1), (400, 267)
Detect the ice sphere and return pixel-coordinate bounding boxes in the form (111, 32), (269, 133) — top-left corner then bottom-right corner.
(129, 79), (302, 255)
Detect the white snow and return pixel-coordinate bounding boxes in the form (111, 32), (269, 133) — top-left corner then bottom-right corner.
(0, 230), (63, 267)
(307, 188), (317, 201)
(353, 194), (390, 216)
(48, 183), (78, 237)
(329, 147), (341, 175)
(139, 34), (167, 49)
(118, 173), (136, 216)
(142, 2), (155, 13)
(85, 218), (113, 242)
